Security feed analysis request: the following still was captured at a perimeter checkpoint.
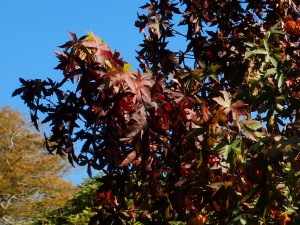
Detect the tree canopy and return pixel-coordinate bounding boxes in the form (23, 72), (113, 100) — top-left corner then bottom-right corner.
(0, 108), (75, 224)
(31, 176), (101, 225)
(14, 0), (300, 224)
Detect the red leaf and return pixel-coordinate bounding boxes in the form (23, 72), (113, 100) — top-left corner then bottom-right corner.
(119, 151), (137, 167)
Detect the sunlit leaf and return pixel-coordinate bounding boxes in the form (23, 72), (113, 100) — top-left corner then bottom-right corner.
(269, 56), (278, 68)
(213, 91), (231, 108)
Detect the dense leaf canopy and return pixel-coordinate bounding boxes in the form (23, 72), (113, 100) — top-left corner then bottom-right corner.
(14, 0), (300, 224)
(31, 176), (101, 225)
(0, 108), (74, 225)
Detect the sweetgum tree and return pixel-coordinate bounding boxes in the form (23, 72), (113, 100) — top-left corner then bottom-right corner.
(14, 0), (300, 224)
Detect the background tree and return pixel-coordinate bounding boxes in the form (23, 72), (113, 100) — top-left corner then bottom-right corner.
(14, 0), (300, 224)
(31, 175), (102, 225)
(0, 108), (75, 225)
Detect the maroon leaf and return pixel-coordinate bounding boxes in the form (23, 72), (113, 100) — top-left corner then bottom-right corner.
(119, 151), (137, 167)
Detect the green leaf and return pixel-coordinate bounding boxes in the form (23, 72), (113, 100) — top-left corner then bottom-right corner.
(269, 56), (278, 68)
(249, 142), (262, 152)
(242, 119), (264, 130)
(213, 141), (228, 153)
(265, 54), (270, 63)
(264, 68), (277, 78)
(245, 51), (254, 59)
(244, 42), (257, 47)
(186, 127), (205, 139)
(230, 139), (241, 150)
(228, 215), (247, 225)
(263, 38), (269, 52)
(240, 185), (259, 204)
(223, 144), (232, 161)
(198, 151), (203, 167)
(209, 64), (222, 73)
(245, 48), (268, 59)
(253, 131), (265, 138)
(192, 69), (205, 82)
(270, 22), (285, 34)
(278, 74), (285, 92)
(191, 68), (204, 75)
(272, 53), (282, 62)
(251, 48), (269, 55)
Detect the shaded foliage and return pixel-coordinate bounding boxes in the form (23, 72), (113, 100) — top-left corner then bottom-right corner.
(0, 108), (75, 225)
(14, 0), (300, 224)
(31, 176), (101, 225)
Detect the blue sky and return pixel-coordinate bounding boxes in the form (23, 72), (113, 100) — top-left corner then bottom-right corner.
(0, 0), (144, 185)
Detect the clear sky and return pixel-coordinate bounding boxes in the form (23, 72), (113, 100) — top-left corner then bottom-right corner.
(0, 0), (144, 185)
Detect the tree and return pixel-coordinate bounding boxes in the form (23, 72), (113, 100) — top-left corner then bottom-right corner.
(0, 108), (75, 225)
(30, 176), (101, 225)
(14, 0), (300, 224)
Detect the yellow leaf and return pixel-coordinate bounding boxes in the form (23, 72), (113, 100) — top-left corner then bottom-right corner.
(123, 63), (131, 72)
(186, 214), (207, 225)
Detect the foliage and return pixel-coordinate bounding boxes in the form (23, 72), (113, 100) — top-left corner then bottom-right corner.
(31, 176), (101, 225)
(0, 108), (75, 225)
(31, 174), (188, 225)
(14, 0), (300, 224)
